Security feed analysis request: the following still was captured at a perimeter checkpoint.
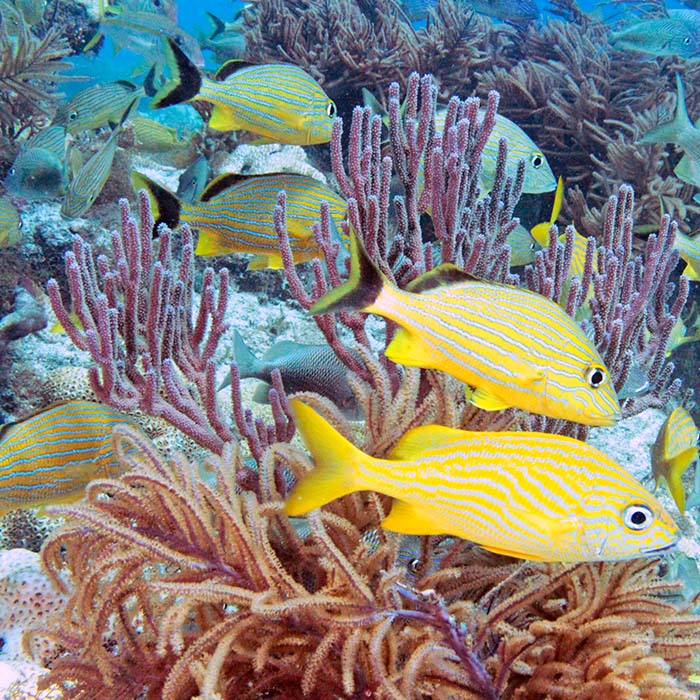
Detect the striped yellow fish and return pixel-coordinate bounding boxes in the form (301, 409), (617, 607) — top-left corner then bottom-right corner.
(25, 124), (67, 159)
(0, 195), (22, 248)
(61, 98), (136, 218)
(0, 401), (137, 515)
(652, 406), (699, 513)
(132, 170), (347, 269)
(131, 116), (189, 152)
(53, 81), (141, 135)
(531, 176), (592, 281)
(674, 230), (700, 280)
(152, 37), (336, 145)
(311, 232), (621, 426)
(434, 108), (556, 194)
(284, 401), (678, 562)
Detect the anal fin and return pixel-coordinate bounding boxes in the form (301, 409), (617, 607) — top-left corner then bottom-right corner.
(381, 499), (444, 535)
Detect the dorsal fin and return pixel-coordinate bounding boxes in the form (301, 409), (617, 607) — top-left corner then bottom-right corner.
(404, 263), (479, 294)
(214, 59), (260, 82)
(114, 79), (137, 90)
(199, 171), (290, 202)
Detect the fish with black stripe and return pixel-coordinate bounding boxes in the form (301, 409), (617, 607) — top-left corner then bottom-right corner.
(311, 231), (621, 426)
(132, 169), (347, 269)
(284, 400), (678, 562)
(0, 400), (138, 515)
(151, 37), (336, 145)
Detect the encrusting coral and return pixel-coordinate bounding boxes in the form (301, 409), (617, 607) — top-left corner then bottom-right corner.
(38, 73), (699, 697)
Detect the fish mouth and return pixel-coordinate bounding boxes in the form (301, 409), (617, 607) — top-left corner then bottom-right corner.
(641, 539), (679, 555)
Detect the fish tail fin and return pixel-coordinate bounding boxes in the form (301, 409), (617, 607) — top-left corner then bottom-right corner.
(309, 230), (385, 316)
(130, 171), (181, 232)
(206, 11), (226, 38)
(142, 64), (158, 98)
(233, 330), (260, 379)
(639, 73), (693, 145)
(284, 400), (362, 516)
(151, 37), (202, 109)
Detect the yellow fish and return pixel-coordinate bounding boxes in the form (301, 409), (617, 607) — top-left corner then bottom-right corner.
(0, 401), (137, 515)
(652, 406), (699, 513)
(152, 37), (336, 145)
(284, 401), (678, 562)
(311, 232), (621, 426)
(530, 176), (592, 281)
(130, 116), (190, 152)
(673, 230), (700, 280)
(132, 170), (347, 269)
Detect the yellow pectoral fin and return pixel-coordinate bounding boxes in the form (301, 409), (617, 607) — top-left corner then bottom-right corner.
(381, 499), (445, 535)
(385, 327), (435, 368)
(513, 508), (579, 540)
(470, 386), (512, 412)
(208, 105), (244, 131)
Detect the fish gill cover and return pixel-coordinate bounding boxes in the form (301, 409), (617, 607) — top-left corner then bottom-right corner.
(0, 0), (698, 698)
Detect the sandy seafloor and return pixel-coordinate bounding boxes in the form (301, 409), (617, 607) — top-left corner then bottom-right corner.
(1, 139), (700, 698)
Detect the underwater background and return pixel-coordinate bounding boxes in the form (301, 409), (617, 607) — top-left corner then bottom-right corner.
(2, 0), (700, 697)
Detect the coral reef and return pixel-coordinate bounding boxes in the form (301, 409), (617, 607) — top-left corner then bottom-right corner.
(38, 425), (700, 699)
(38, 71), (696, 699)
(0, 279), (47, 361)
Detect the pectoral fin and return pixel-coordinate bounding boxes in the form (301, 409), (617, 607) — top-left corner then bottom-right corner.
(208, 105), (243, 131)
(385, 327), (434, 367)
(470, 387), (511, 411)
(381, 500), (444, 535)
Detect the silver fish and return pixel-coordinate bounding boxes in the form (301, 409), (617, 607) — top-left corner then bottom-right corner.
(401, 0), (538, 22)
(4, 147), (67, 200)
(639, 73), (700, 187)
(176, 154), (208, 203)
(610, 11), (700, 58)
(220, 330), (358, 415)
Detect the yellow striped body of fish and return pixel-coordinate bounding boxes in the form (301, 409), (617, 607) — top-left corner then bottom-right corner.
(0, 401), (138, 515)
(284, 401), (679, 562)
(652, 406), (699, 513)
(312, 233), (621, 426)
(0, 195), (22, 248)
(132, 170), (347, 269)
(153, 37), (336, 146)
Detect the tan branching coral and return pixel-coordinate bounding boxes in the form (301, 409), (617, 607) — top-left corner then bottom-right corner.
(37, 425), (700, 699)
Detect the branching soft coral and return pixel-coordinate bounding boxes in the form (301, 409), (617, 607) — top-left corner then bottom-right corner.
(37, 424), (700, 700)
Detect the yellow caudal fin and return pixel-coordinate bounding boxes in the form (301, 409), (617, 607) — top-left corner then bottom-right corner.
(151, 37), (202, 110)
(284, 400), (364, 516)
(381, 499), (445, 535)
(531, 175), (564, 247)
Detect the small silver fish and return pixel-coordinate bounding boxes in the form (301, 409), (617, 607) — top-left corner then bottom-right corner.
(61, 99), (135, 218)
(176, 154), (208, 203)
(610, 11), (700, 58)
(220, 330), (358, 415)
(401, 0), (538, 22)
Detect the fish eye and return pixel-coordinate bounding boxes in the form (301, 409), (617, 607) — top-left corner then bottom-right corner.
(69, 111), (78, 121)
(408, 558), (421, 574)
(623, 504), (653, 531)
(585, 364), (607, 389)
(531, 152), (544, 168)
(327, 100), (336, 118)
(8, 167), (14, 176)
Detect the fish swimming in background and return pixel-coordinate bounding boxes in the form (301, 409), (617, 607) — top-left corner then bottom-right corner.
(530, 176), (593, 281)
(284, 400), (678, 562)
(434, 109), (556, 195)
(311, 231), (621, 426)
(652, 406), (699, 514)
(639, 73), (700, 187)
(130, 115), (189, 152)
(672, 229), (700, 279)
(400, 0), (538, 23)
(85, 6), (205, 70)
(176, 154), (209, 203)
(61, 99), (136, 218)
(200, 11), (247, 62)
(609, 11), (700, 58)
(53, 80), (143, 135)
(0, 400), (137, 515)
(24, 124), (68, 160)
(4, 147), (67, 200)
(152, 38), (336, 145)
(219, 330), (358, 414)
(505, 223), (539, 266)
(132, 170), (347, 268)
(0, 196), (22, 248)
